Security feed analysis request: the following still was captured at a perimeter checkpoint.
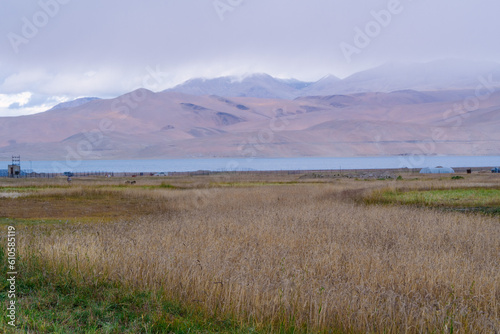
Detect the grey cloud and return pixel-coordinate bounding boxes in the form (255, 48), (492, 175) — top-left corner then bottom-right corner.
(8, 102), (22, 110)
(0, 0), (499, 115)
(23, 93), (55, 108)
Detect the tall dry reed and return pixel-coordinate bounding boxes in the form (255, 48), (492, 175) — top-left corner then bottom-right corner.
(17, 183), (500, 333)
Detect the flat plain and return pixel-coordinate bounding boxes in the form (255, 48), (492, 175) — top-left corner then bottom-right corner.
(0, 171), (499, 333)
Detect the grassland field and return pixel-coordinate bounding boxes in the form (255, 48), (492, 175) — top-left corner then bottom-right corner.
(0, 171), (499, 333)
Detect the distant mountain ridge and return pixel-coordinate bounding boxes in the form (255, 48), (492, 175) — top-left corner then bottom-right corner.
(50, 97), (101, 111)
(166, 59), (500, 99)
(165, 73), (312, 100)
(50, 60), (500, 107)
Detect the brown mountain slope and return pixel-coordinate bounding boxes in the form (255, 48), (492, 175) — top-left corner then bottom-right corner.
(0, 89), (499, 160)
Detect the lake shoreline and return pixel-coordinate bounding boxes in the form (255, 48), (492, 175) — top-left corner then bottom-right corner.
(1, 156), (499, 174)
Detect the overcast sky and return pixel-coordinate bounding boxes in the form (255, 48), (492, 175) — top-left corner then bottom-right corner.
(1, 0), (499, 116)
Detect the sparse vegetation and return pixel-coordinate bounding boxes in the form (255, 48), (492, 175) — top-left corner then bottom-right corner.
(1, 173), (499, 333)
(159, 182), (178, 189)
(364, 185), (500, 216)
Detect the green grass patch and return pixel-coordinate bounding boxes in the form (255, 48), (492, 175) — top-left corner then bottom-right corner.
(158, 182), (179, 189)
(0, 218), (72, 226)
(383, 188), (500, 207)
(367, 188), (500, 215)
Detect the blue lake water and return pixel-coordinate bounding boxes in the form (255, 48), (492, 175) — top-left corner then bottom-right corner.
(2, 156), (500, 173)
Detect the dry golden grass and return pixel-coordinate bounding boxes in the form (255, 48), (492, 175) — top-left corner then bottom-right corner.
(9, 174), (499, 333)
(0, 187), (175, 221)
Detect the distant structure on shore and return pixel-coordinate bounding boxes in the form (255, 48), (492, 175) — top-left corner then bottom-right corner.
(420, 166), (455, 174)
(8, 156), (21, 178)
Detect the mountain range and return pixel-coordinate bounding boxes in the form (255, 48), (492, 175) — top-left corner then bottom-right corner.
(49, 97), (101, 111)
(1, 60), (499, 161)
(166, 59), (500, 99)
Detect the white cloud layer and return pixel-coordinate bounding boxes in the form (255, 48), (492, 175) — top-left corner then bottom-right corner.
(0, 92), (68, 116)
(0, 92), (32, 108)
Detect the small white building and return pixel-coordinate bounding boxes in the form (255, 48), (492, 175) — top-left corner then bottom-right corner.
(420, 166), (455, 174)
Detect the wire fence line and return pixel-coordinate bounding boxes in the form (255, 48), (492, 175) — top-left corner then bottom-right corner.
(0, 167), (494, 179)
